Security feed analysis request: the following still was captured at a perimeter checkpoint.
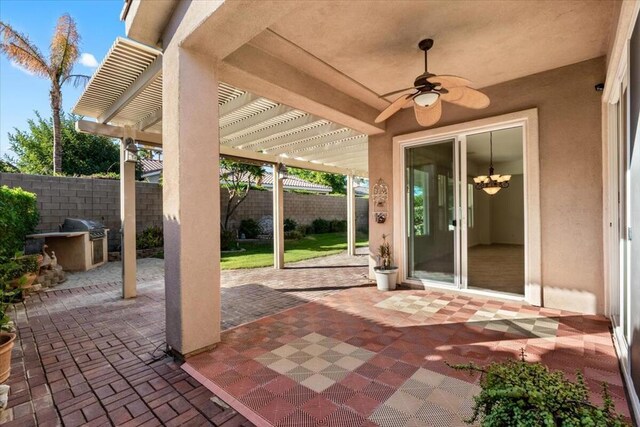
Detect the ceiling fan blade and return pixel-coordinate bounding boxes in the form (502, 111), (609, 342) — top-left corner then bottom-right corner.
(441, 86), (490, 109)
(375, 93), (414, 123)
(427, 75), (471, 89)
(414, 98), (442, 127)
(379, 86), (421, 98)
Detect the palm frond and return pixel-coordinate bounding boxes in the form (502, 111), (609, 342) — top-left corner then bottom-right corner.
(0, 21), (50, 77)
(62, 74), (90, 88)
(50, 14), (80, 80)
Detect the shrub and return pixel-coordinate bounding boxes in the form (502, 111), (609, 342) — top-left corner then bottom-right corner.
(136, 226), (164, 249)
(448, 351), (629, 426)
(239, 219), (261, 239)
(284, 218), (298, 233)
(221, 230), (237, 251)
(0, 186), (39, 261)
(296, 224), (310, 237)
(284, 230), (304, 240)
(330, 219), (347, 232)
(311, 218), (331, 234)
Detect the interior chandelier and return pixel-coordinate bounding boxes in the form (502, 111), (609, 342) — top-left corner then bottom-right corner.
(473, 131), (511, 195)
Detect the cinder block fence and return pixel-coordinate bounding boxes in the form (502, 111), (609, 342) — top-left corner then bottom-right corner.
(1, 173), (368, 251)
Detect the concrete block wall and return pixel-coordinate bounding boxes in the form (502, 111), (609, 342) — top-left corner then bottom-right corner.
(0, 173), (163, 250)
(221, 189), (369, 232)
(1, 173), (369, 251)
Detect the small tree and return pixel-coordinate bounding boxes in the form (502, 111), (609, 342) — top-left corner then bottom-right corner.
(0, 15), (90, 174)
(220, 159), (264, 232)
(286, 167), (346, 194)
(6, 112), (120, 176)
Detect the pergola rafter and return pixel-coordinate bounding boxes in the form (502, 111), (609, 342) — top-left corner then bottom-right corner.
(73, 38), (369, 177)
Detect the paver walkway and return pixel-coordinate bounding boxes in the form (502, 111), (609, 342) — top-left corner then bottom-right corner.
(2, 250), (370, 426)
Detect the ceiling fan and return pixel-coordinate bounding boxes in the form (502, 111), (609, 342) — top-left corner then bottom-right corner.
(375, 38), (490, 127)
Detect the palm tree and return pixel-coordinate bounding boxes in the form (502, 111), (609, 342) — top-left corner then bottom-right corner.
(0, 14), (90, 174)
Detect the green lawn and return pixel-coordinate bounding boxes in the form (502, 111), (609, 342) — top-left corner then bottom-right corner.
(221, 232), (368, 270)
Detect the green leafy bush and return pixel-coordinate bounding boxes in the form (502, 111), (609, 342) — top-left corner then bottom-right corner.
(284, 218), (298, 233)
(296, 224), (310, 237)
(448, 351), (629, 426)
(284, 230), (304, 240)
(330, 219), (347, 232)
(239, 219), (261, 239)
(0, 186), (39, 261)
(311, 218), (331, 234)
(221, 230), (237, 251)
(136, 226), (164, 249)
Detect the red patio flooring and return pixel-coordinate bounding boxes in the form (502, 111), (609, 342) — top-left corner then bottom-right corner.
(184, 287), (630, 427)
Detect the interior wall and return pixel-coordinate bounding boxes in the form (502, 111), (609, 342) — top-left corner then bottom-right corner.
(369, 57), (606, 314)
(489, 174), (525, 245)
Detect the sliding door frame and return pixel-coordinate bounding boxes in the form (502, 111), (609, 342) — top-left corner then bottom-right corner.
(392, 108), (541, 306)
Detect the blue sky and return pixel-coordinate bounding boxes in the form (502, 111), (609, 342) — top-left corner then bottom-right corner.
(0, 0), (124, 160)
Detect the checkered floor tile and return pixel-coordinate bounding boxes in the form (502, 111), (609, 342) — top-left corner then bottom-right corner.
(184, 287), (630, 426)
(375, 293), (560, 338)
(369, 368), (480, 427)
(256, 333), (375, 392)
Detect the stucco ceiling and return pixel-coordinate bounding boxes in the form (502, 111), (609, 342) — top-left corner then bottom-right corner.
(265, 0), (618, 108)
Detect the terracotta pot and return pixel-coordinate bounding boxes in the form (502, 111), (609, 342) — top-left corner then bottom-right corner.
(0, 333), (16, 383)
(10, 272), (36, 289)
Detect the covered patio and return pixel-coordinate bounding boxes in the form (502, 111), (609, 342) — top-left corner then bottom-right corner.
(3, 253), (629, 425)
(60, 0), (640, 425)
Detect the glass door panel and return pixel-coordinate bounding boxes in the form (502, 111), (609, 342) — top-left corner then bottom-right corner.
(405, 139), (456, 284)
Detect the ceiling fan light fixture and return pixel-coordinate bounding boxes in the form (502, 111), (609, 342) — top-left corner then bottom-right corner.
(413, 91), (439, 107)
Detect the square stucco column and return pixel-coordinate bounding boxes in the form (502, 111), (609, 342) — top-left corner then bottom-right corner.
(120, 127), (136, 299)
(347, 174), (356, 256)
(163, 46), (221, 357)
(273, 164), (285, 269)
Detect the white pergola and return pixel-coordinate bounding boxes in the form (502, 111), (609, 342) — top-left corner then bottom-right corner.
(73, 38), (366, 299)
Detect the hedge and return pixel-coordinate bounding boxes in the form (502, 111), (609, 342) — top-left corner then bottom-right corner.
(0, 186), (39, 261)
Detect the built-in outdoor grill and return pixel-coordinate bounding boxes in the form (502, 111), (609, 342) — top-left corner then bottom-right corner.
(61, 218), (107, 240)
(26, 218), (109, 271)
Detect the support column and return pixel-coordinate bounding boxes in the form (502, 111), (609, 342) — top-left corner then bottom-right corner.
(163, 46), (220, 356)
(347, 174), (357, 256)
(120, 126), (137, 298)
(273, 164), (285, 269)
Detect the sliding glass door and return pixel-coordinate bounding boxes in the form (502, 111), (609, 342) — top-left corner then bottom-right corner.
(403, 127), (526, 297)
(405, 139), (457, 284)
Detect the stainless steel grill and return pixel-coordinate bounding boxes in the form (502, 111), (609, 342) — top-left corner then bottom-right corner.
(61, 218), (107, 241)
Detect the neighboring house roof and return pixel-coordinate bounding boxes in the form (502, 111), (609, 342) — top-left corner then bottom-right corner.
(140, 159), (163, 176)
(261, 174), (332, 193)
(140, 159), (333, 193)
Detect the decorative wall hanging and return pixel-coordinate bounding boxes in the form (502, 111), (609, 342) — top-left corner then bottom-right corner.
(373, 178), (389, 223)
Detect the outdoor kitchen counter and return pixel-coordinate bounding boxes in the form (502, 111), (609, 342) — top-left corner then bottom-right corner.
(26, 230), (109, 272)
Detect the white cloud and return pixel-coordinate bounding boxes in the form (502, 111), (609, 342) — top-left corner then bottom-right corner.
(10, 61), (35, 75)
(79, 53), (99, 68)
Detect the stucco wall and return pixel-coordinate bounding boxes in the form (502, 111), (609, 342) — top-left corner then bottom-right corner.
(369, 57), (606, 314)
(0, 173), (368, 251)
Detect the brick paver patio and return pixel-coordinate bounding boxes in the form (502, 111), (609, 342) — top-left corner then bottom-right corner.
(2, 251), (370, 426)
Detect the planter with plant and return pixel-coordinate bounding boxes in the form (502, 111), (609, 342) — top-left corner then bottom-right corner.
(447, 350), (629, 426)
(0, 288), (16, 384)
(374, 234), (398, 291)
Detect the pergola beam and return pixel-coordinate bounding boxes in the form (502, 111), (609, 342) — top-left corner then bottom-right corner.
(137, 107), (163, 131)
(75, 119), (368, 176)
(98, 56), (162, 124)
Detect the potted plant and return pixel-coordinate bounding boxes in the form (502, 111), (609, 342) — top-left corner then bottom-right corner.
(374, 234), (398, 291)
(0, 288), (15, 383)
